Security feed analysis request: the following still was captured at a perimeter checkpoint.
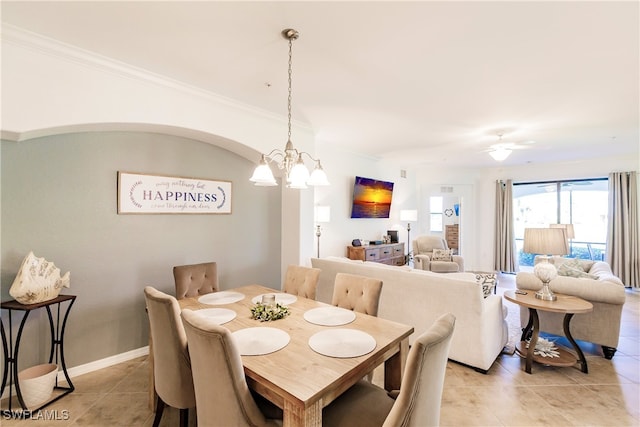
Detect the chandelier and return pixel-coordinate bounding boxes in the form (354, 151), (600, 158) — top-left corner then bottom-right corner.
(250, 29), (329, 189)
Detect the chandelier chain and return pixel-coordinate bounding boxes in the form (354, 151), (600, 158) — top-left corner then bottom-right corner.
(287, 36), (293, 142)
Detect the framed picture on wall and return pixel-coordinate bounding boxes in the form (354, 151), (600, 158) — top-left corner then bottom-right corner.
(117, 171), (232, 214)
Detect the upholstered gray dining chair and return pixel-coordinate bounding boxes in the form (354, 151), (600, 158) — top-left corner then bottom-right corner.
(173, 261), (218, 299)
(331, 272), (383, 316)
(143, 286), (196, 427)
(322, 313), (456, 427)
(180, 309), (281, 427)
(282, 264), (321, 300)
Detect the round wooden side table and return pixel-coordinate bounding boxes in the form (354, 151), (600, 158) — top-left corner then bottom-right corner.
(504, 290), (593, 374)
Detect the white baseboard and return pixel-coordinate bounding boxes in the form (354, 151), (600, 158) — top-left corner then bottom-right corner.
(1, 346), (149, 400)
(62, 346), (149, 379)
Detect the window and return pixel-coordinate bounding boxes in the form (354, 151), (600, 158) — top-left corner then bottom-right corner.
(513, 178), (608, 266)
(430, 196), (443, 232)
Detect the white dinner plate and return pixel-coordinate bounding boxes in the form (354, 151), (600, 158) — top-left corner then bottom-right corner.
(251, 293), (297, 305)
(198, 291), (244, 305)
(195, 308), (236, 325)
(303, 307), (356, 326)
(232, 327), (290, 356)
(308, 329), (376, 358)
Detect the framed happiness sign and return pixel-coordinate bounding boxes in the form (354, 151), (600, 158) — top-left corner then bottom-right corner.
(117, 172), (232, 214)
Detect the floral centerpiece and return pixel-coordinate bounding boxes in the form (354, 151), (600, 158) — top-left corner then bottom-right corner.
(250, 302), (290, 322)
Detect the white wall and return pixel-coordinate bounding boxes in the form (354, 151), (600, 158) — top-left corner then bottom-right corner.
(313, 142), (418, 259)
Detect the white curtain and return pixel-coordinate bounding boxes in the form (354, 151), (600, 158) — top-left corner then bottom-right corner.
(494, 179), (518, 273)
(607, 171), (639, 288)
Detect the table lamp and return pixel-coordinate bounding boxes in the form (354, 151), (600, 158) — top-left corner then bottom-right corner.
(315, 206), (331, 258)
(523, 227), (569, 301)
(400, 209), (418, 258)
(550, 223), (575, 255)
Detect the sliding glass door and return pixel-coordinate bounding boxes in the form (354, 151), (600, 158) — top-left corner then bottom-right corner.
(513, 178), (608, 267)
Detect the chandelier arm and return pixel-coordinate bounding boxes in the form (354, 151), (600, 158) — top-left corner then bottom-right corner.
(263, 149), (286, 161)
(298, 151), (321, 163)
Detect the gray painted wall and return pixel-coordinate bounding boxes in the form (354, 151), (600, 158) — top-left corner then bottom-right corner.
(1, 131), (281, 369)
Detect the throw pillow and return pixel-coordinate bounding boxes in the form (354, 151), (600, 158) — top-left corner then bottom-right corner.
(475, 273), (497, 298)
(431, 248), (452, 262)
(557, 259), (598, 279)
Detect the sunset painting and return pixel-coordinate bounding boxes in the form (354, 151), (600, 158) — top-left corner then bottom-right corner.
(350, 176), (394, 218)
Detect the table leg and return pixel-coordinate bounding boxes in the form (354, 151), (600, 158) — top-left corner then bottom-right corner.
(1, 318), (8, 396)
(384, 337), (409, 391)
(5, 310), (33, 410)
(283, 399), (321, 427)
(520, 309), (533, 342)
(563, 313), (588, 373)
(46, 299), (76, 391)
(525, 308), (540, 375)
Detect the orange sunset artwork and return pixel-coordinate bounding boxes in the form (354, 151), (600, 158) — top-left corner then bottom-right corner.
(351, 176), (394, 218)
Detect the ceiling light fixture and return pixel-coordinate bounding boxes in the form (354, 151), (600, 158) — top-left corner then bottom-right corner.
(250, 29), (329, 189)
(488, 134), (512, 161)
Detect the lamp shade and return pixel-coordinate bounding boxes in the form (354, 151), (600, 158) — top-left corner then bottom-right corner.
(550, 223), (575, 239)
(249, 156), (277, 186)
(307, 162), (330, 186)
(315, 205), (331, 223)
(523, 228), (569, 256)
(400, 209), (418, 222)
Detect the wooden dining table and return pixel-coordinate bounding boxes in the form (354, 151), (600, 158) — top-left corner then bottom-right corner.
(171, 284), (414, 427)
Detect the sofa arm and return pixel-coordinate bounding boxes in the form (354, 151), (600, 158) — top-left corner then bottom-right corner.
(413, 254), (431, 271)
(516, 272), (626, 305)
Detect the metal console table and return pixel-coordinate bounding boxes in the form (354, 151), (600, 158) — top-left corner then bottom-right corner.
(1, 294), (76, 413)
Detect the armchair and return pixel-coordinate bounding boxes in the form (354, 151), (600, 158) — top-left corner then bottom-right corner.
(413, 235), (464, 273)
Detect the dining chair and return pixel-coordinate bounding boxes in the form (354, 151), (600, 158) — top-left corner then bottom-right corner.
(331, 272), (383, 316)
(322, 312), (456, 427)
(173, 261), (218, 299)
(180, 309), (282, 427)
(143, 286), (196, 427)
(282, 264), (321, 300)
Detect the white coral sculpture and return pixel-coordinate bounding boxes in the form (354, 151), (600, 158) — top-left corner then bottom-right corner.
(9, 251), (71, 304)
(526, 337), (560, 358)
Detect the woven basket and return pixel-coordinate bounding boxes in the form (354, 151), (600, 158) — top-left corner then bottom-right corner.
(18, 363), (58, 408)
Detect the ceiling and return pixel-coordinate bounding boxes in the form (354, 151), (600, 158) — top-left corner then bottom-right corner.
(2, 1), (638, 168)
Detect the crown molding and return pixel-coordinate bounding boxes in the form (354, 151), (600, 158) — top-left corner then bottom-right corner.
(1, 24), (311, 131)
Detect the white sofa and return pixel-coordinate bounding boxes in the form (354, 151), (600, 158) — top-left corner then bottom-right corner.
(311, 257), (508, 372)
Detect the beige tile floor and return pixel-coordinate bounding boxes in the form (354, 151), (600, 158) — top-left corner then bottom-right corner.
(2, 274), (639, 426)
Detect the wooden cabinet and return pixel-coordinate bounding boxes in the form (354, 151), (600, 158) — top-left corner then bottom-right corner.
(446, 224), (459, 251)
(347, 243), (406, 266)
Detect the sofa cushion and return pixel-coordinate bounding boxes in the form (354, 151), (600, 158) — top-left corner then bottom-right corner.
(431, 249), (453, 262)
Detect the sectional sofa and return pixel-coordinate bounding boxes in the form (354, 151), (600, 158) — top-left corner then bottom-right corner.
(310, 257), (508, 372)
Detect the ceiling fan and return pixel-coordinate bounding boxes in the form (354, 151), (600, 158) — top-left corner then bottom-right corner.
(485, 134), (535, 161)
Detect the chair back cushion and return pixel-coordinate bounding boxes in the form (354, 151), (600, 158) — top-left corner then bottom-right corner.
(383, 313), (455, 427)
(413, 235), (448, 255)
(331, 273), (383, 316)
(283, 265), (321, 300)
(173, 262), (218, 299)
(181, 309), (270, 427)
(143, 286), (195, 409)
